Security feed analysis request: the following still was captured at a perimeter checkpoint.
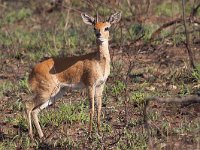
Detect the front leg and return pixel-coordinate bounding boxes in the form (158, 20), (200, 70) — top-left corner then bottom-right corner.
(88, 85), (95, 134)
(95, 84), (105, 133)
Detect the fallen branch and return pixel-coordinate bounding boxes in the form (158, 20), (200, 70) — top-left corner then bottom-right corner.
(146, 95), (200, 104)
(143, 95), (200, 124)
(153, 28), (200, 42)
(143, 94), (200, 139)
(149, 18), (200, 43)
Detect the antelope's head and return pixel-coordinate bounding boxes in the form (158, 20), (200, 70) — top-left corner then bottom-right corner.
(81, 12), (121, 43)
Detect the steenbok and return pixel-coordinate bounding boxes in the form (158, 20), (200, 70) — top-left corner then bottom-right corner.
(25, 12), (121, 139)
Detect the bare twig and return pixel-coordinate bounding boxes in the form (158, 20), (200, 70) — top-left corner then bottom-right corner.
(124, 53), (133, 125)
(62, 5), (82, 14)
(64, 5), (71, 31)
(126, 0), (134, 16)
(143, 99), (149, 131)
(190, 3), (200, 18)
(145, 0), (151, 15)
(143, 94), (200, 127)
(182, 0), (196, 70)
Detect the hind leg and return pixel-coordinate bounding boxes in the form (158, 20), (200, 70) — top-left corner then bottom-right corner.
(32, 100), (52, 138)
(32, 89), (65, 138)
(95, 84), (104, 134)
(88, 86), (95, 134)
(25, 101), (35, 139)
(25, 97), (49, 139)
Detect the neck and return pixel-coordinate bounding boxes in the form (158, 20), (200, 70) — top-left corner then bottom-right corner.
(96, 38), (110, 61)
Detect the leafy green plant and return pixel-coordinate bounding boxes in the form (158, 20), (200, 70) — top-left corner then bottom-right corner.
(179, 83), (190, 96)
(128, 23), (144, 40)
(111, 80), (126, 97)
(172, 26), (186, 45)
(144, 24), (158, 42)
(148, 110), (160, 121)
(131, 91), (147, 103)
(127, 23), (158, 42)
(192, 64), (200, 83)
(101, 123), (112, 133)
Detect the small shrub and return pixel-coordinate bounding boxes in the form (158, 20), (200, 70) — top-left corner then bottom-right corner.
(192, 64), (200, 83)
(111, 80), (126, 97)
(131, 91), (146, 103)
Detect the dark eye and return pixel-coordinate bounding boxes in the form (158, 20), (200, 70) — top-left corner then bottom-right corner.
(105, 27), (110, 31)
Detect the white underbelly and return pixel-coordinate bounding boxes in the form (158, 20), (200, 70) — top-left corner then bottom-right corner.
(96, 76), (108, 87)
(60, 82), (85, 89)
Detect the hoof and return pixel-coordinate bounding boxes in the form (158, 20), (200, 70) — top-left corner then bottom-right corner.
(87, 132), (93, 141)
(29, 133), (34, 141)
(96, 132), (102, 139)
(39, 136), (46, 143)
(39, 133), (44, 139)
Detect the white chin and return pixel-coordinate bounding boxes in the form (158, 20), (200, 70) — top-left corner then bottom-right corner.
(98, 38), (108, 42)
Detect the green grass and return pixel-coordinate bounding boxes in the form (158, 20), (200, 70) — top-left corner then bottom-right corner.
(131, 90), (150, 104)
(192, 64), (200, 83)
(155, 2), (180, 17)
(0, 132), (32, 150)
(110, 80), (126, 97)
(116, 128), (148, 150)
(178, 83), (191, 96)
(40, 102), (89, 127)
(0, 140), (16, 150)
(0, 81), (15, 98)
(18, 72), (30, 92)
(0, 8), (32, 27)
(0, 29), (67, 60)
(173, 119), (200, 135)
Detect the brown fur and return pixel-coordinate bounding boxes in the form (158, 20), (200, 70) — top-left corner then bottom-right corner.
(25, 12), (121, 139)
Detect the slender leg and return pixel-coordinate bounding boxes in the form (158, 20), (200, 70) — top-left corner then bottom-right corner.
(88, 86), (95, 134)
(31, 90), (64, 138)
(28, 110), (33, 139)
(25, 101), (35, 139)
(32, 108), (43, 138)
(95, 84), (104, 133)
(32, 99), (54, 138)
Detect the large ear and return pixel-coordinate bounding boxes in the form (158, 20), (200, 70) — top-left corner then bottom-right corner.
(81, 13), (95, 25)
(107, 12), (121, 24)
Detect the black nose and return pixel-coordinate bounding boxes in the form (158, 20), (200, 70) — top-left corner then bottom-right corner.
(96, 33), (101, 38)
